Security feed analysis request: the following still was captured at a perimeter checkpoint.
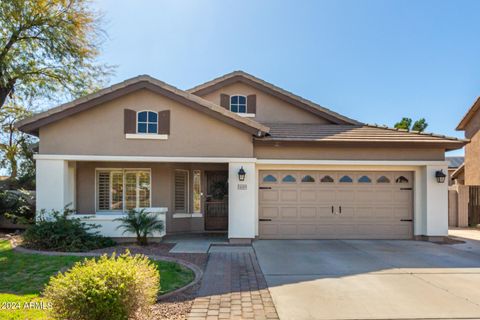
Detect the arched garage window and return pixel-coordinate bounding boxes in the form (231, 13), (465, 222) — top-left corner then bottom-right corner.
(282, 175), (296, 183)
(301, 175), (315, 183)
(339, 175), (353, 183)
(358, 176), (372, 183)
(263, 175), (277, 183)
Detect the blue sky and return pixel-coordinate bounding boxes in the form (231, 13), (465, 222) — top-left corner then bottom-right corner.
(95, 0), (480, 156)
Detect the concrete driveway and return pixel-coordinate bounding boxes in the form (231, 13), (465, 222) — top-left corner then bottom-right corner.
(253, 240), (480, 320)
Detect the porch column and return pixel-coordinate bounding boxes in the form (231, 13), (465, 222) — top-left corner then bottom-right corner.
(228, 161), (256, 243)
(416, 164), (449, 238)
(36, 159), (74, 217)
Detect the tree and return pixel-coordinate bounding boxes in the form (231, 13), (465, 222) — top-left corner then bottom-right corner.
(394, 117), (412, 131)
(0, 101), (34, 180)
(412, 118), (428, 132)
(0, 0), (113, 109)
(394, 117), (428, 132)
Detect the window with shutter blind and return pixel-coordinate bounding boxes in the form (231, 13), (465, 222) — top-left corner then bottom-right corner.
(96, 169), (150, 212)
(174, 170), (189, 213)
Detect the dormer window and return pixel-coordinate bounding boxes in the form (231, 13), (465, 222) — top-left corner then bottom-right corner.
(137, 111), (158, 134)
(230, 95), (247, 113)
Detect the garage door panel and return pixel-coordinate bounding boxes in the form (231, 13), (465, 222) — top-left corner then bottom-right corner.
(337, 189), (355, 202)
(317, 189), (336, 201)
(394, 191), (412, 202)
(259, 224), (278, 236)
(280, 190), (298, 201)
(317, 206), (334, 217)
(280, 207), (298, 218)
(260, 207), (279, 219)
(299, 207), (316, 218)
(259, 170), (413, 240)
(278, 224), (298, 235)
(300, 189), (316, 201)
(261, 190), (279, 202)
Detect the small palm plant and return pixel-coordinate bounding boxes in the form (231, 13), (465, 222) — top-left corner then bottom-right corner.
(114, 209), (164, 246)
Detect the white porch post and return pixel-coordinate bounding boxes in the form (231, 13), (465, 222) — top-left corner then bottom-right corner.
(417, 164), (449, 238)
(36, 159), (73, 217)
(228, 161), (256, 242)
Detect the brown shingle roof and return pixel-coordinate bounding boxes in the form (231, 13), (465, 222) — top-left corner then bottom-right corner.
(256, 123), (466, 150)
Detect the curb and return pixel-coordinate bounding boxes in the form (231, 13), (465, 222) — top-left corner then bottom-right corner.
(7, 236), (203, 301)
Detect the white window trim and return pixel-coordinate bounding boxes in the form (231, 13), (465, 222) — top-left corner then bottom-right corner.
(136, 110), (158, 134)
(174, 169), (189, 214)
(230, 94), (248, 114)
(125, 133), (168, 140)
(237, 113), (255, 118)
(95, 168), (152, 213)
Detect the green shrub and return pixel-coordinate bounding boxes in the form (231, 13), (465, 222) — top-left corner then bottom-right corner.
(114, 208), (164, 246)
(44, 251), (160, 320)
(0, 189), (35, 224)
(22, 208), (115, 252)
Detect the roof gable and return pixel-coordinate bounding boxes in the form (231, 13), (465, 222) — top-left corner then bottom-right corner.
(187, 71), (361, 126)
(457, 96), (480, 131)
(16, 75), (269, 136)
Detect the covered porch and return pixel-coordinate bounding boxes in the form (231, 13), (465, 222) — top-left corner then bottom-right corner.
(34, 155), (257, 242)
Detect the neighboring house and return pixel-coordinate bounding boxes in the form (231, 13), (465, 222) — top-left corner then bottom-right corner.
(16, 71), (466, 242)
(446, 156), (464, 185)
(457, 97), (480, 185)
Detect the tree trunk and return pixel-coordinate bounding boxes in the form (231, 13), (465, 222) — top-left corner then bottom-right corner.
(0, 85), (13, 109)
(9, 157), (17, 179)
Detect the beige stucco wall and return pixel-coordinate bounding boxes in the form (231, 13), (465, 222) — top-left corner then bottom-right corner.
(39, 89), (254, 158)
(76, 161), (227, 234)
(464, 111), (480, 185)
(254, 143), (445, 160)
(200, 82), (331, 124)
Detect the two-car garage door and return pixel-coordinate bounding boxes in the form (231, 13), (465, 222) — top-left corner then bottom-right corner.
(259, 171), (414, 239)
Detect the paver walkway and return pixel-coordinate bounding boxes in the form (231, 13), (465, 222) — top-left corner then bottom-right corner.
(187, 247), (279, 320)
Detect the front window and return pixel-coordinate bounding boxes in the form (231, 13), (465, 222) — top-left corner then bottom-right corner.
(230, 95), (247, 113)
(96, 169), (151, 211)
(137, 111), (158, 134)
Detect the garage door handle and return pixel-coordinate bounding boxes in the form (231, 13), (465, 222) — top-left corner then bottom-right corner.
(339, 206), (342, 214)
(259, 218), (272, 222)
(400, 219), (413, 222)
(259, 187), (272, 190)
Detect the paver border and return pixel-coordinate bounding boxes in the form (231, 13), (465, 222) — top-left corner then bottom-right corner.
(7, 236), (203, 301)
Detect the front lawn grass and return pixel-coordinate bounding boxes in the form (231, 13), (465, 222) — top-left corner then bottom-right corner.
(0, 239), (194, 319)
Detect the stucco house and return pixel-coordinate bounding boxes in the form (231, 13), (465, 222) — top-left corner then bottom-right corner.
(16, 71), (465, 242)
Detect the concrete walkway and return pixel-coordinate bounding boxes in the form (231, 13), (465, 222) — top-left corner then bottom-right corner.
(254, 239), (480, 320)
(449, 228), (480, 255)
(165, 234), (229, 253)
(187, 246), (279, 320)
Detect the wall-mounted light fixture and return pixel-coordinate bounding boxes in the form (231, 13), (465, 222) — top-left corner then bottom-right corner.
(238, 167), (246, 181)
(435, 170), (446, 183)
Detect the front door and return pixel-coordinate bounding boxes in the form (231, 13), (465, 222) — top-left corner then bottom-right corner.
(205, 171), (228, 231)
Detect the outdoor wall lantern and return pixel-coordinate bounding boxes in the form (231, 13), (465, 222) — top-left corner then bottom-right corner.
(435, 170), (446, 183)
(238, 167), (246, 181)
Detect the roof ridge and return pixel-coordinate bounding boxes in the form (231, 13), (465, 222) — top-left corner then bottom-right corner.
(16, 74), (270, 135)
(187, 70), (362, 126)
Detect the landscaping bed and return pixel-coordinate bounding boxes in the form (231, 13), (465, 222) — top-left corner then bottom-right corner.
(0, 238), (205, 319)
(91, 243), (209, 320)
